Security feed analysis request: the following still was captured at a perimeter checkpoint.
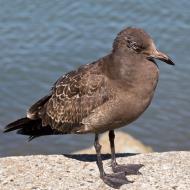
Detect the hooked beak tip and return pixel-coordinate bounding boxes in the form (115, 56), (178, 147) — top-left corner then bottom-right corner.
(148, 50), (175, 66)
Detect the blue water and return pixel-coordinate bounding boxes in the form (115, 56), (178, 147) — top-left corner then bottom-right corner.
(0, 0), (190, 156)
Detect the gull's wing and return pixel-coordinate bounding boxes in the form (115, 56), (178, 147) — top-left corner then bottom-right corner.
(39, 62), (111, 133)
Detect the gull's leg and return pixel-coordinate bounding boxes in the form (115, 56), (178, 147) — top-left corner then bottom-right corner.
(109, 130), (144, 175)
(94, 133), (132, 189)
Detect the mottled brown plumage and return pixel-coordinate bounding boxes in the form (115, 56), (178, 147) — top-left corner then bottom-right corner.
(4, 27), (174, 189)
(44, 61), (110, 133)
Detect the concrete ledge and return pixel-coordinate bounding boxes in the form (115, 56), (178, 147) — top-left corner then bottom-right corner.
(0, 151), (189, 190)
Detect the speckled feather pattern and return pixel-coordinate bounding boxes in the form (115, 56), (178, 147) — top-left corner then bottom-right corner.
(29, 59), (111, 133)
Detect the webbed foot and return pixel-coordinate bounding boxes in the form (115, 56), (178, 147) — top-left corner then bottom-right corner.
(112, 163), (144, 175)
(101, 172), (133, 189)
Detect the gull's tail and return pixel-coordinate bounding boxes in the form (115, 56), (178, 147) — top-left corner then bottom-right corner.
(4, 117), (55, 141)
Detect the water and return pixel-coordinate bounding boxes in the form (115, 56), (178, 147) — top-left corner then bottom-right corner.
(0, 0), (190, 157)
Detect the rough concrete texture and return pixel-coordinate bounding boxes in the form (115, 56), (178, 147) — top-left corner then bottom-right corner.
(74, 131), (153, 154)
(0, 151), (189, 190)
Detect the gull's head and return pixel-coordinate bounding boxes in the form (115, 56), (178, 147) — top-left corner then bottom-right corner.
(113, 27), (174, 66)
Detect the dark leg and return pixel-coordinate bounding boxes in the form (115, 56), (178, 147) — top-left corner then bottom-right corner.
(109, 130), (144, 175)
(94, 133), (132, 189)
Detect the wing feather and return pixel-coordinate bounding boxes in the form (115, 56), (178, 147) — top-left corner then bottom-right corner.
(41, 62), (110, 133)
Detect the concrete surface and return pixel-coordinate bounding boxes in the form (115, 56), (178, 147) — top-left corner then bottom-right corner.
(0, 151), (189, 190)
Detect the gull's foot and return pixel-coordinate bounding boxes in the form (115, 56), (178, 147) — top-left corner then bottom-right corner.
(112, 163), (144, 175)
(101, 172), (133, 189)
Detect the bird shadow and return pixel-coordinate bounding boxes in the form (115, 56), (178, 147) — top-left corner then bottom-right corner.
(63, 153), (138, 162)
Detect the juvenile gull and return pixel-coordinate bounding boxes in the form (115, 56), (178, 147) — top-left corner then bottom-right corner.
(4, 27), (174, 189)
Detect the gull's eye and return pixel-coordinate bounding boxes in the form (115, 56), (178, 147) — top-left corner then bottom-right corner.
(125, 35), (143, 52)
(126, 39), (140, 52)
(131, 42), (139, 51)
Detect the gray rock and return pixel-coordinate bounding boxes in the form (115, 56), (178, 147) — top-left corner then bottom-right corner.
(0, 151), (189, 190)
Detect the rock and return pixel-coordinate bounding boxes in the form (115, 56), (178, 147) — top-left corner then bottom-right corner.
(0, 151), (189, 190)
(74, 131), (153, 154)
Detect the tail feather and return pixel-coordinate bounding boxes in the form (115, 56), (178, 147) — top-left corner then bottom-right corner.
(4, 94), (56, 140)
(4, 118), (31, 133)
(27, 94), (51, 119)
(4, 117), (58, 140)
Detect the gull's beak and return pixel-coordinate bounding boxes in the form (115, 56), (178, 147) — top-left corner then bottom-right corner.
(148, 50), (175, 65)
